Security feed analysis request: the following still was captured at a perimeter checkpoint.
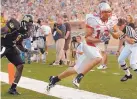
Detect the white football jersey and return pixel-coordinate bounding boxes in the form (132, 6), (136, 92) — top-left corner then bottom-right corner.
(85, 13), (118, 46)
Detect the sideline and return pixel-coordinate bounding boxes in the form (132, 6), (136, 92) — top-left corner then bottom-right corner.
(1, 72), (120, 99)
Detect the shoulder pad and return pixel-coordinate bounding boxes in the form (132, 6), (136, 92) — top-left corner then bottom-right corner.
(85, 14), (99, 28)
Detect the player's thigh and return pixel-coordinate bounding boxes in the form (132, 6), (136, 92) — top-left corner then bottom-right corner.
(118, 46), (131, 62)
(74, 55), (91, 73)
(83, 44), (102, 59)
(6, 48), (24, 66)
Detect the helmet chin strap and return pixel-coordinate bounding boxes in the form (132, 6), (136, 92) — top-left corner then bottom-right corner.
(0, 46), (6, 55)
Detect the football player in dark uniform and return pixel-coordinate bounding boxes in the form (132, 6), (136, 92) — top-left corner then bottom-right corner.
(1, 14), (33, 95)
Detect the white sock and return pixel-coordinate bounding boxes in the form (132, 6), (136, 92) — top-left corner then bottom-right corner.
(124, 69), (131, 76)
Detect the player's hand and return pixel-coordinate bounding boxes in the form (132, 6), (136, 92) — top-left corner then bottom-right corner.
(130, 38), (136, 44)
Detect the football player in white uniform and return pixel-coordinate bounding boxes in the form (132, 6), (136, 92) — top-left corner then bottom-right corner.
(46, 2), (120, 91)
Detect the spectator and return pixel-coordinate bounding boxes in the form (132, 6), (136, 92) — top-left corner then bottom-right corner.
(70, 35), (84, 66)
(75, 35), (84, 61)
(63, 15), (71, 65)
(0, 12), (6, 28)
(126, 14), (135, 29)
(52, 15), (66, 65)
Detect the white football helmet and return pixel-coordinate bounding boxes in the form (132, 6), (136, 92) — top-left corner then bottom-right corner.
(97, 2), (112, 13)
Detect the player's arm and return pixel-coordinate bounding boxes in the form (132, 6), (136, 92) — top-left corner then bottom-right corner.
(111, 25), (136, 44)
(124, 36), (136, 44)
(85, 26), (101, 43)
(16, 37), (28, 52)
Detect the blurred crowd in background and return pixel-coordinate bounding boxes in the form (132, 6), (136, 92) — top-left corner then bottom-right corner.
(1, 0), (137, 23)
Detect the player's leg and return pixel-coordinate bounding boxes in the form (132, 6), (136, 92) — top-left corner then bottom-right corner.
(73, 45), (102, 87)
(118, 46), (132, 82)
(47, 55), (87, 91)
(47, 67), (77, 91)
(40, 48), (46, 63)
(6, 48), (25, 95)
(130, 45), (137, 73)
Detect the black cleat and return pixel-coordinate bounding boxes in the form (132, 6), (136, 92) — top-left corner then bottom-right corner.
(121, 74), (132, 82)
(46, 76), (59, 92)
(73, 74), (84, 88)
(8, 88), (21, 95)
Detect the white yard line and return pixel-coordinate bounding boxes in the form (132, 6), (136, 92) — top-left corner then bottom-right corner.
(0, 72), (120, 99)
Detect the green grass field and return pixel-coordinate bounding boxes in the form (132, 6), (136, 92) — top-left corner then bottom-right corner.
(1, 82), (59, 99)
(1, 49), (137, 99)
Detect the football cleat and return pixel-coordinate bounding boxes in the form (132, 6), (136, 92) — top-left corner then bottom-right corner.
(120, 74), (132, 82)
(46, 76), (58, 92)
(73, 78), (80, 88)
(72, 74), (84, 88)
(8, 88), (21, 95)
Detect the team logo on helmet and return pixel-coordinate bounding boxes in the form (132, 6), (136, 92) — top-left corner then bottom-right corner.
(22, 14), (33, 23)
